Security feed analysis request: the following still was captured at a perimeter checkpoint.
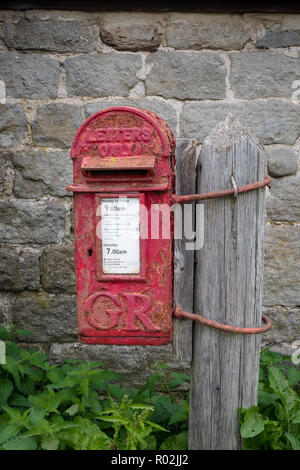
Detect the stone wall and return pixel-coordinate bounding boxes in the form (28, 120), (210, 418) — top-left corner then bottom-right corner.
(0, 10), (299, 385)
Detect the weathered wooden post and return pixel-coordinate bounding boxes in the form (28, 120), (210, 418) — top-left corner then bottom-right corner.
(189, 115), (268, 449)
(173, 138), (197, 362)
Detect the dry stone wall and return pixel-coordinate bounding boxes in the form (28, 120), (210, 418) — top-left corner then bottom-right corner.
(0, 10), (299, 384)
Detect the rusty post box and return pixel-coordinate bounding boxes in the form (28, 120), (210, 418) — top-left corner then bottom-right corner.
(67, 107), (176, 345)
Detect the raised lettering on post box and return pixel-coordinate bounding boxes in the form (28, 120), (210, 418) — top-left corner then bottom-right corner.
(67, 107), (176, 345)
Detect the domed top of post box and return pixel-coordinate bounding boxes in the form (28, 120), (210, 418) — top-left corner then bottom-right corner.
(68, 106), (176, 188)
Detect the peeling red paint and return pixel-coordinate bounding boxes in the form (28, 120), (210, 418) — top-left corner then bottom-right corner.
(67, 107), (175, 345)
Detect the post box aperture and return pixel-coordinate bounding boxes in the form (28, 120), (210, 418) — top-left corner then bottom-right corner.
(67, 107), (175, 345)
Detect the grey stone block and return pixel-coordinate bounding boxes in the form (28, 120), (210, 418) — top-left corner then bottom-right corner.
(0, 104), (27, 148)
(180, 101), (300, 145)
(5, 19), (95, 53)
(267, 147), (298, 178)
(0, 52), (60, 99)
(262, 306), (300, 345)
(0, 199), (68, 244)
(166, 13), (251, 50)
(49, 342), (190, 388)
(32, 104), (83, 149)
(0, 292), (16, 327)
(0, 152), (14, 195)
(264, 224), (300, 307)
(266, 343), (300, 357)
(230, 51), (300, 99)
(12, 292), (77, 342)
(65, 54), (142, 98)
(41, 245), (76, 294)
(266, 174), (300, 222)
(84, 97), (178, 137)
(101, 16), (162, 51)
(145, 52), (226, 100)
(257, 29), (300, 49)
(0, 246), (40, 292)
(13, 150), (73, 198)
(70, 205), (74, 236)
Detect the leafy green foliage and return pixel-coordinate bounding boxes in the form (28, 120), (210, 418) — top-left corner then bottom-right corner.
(5, 325), (297, 451)
(239, 347), (300, 450)
(159, 431), (188, 450)
(0, 326), (189, 450)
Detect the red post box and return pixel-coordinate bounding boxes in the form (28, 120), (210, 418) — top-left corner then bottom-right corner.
(67, 107), (175, 345)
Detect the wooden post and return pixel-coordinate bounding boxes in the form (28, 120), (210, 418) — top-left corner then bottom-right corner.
(189, 115), (266, 450)
(173, 138), (197, 362)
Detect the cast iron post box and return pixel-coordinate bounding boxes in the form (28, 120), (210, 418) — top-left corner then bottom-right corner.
(67, 107), (176, 345)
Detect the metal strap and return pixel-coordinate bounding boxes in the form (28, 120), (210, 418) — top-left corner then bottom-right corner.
(174, 307), (272, 335)
(171, 176), (271, 204)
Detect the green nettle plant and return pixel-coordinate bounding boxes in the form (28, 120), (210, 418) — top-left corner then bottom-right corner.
(0, 325), (299, 450)
(0, 325), (189, 450)
(239, 348), (300, 450)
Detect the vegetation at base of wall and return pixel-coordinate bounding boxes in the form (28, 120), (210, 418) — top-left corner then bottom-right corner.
(0, 325), (189, 450)
(0, 326), (299, 450)
(239, 348), (300, 450)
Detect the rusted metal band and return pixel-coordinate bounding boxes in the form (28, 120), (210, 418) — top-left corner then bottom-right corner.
(174, 306), (272, 334)
(171, 176), (271, 204)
